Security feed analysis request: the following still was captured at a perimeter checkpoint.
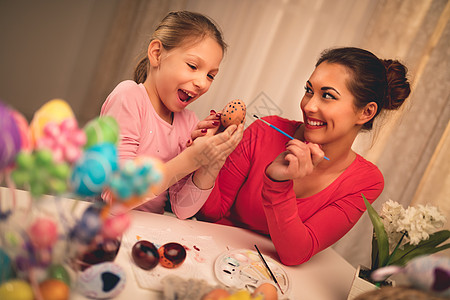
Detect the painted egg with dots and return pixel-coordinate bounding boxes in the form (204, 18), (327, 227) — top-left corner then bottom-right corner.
(158, 242), (186, 269)
(220, 99), (246, 127)
(0, 101), (21, 170)
(76, 262), (126, 299)
(132, 240), (159, 270)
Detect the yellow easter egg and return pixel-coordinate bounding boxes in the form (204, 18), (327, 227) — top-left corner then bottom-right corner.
(0, 279), (34, 300)
(30, 99), (75, 145)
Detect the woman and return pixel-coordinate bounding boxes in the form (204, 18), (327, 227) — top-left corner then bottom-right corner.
(196, 47), (411, 265)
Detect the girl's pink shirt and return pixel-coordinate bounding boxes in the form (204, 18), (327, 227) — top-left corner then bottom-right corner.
(100, 80), (212, 218)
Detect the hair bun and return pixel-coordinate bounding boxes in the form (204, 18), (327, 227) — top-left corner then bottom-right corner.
(382, 59), (411, 110)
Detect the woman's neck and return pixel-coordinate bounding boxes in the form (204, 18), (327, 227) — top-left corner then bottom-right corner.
(294, 123), (357, 172)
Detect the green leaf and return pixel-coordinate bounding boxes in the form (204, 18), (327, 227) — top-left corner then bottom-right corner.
(371, 230), (379, 270)
(394, 243), (450, 266)
(363, 194), (389, 268)
(388, 230), (450, 266)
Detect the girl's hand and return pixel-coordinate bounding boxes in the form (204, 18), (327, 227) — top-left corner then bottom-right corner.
(265, 140), (325, 181)
(187, 110), (221, 147)
(189, 124), (244, 189)
(190, 124), (244, 167)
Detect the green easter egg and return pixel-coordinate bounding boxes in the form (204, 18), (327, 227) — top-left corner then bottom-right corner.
(15, 152), (33, 169)
(0, 279), (34, 300)
(84, 116), (119, 148)
(35, 149), (53, 167)
(47, 264), (71, 286)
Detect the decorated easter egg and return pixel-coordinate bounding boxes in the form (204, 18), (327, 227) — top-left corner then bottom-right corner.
(132, 240), (159, 270)
(29, 217), (58, 249)
(76, 262), (126, 299)
(29, 99), (75, 146)
(0, 101), (21, 170)
(84, 116), (119, 149)
(71, 204), (102, 244)
(101, 213), (130, 239)
(48, 264), (71, 286)
(158, 242), (186, 268)
(252, 282), (278, 300)
(70, 143), (118, 196)
(39, 279), (70, 300)
(201, 288), (230, 300)
(220, 100), (246, 128)
(404, 255), (450, 296)
(0, 279), (34, 300)
(10, 109), (32, 152)
(0, 249), (14, 284)
(78, 238), (121, 271)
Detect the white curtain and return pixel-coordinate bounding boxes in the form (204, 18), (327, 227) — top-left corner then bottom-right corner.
(81, 0), (450, 267)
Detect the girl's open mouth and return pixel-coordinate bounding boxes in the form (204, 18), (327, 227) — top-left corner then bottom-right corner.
(178, 89), (194, 102)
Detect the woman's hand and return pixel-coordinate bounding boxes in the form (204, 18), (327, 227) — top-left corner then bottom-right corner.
(187, 110), (221, 147)
(190, 124), (244, 189)
(265, 140), (325, 181)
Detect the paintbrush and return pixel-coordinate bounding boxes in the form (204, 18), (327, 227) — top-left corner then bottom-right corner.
(253, 114), (330, 161)
(254, 244), (284, 295)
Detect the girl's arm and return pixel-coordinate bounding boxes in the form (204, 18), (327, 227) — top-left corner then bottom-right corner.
(261, 165), (383, 266)
(170, 124), (244, 219)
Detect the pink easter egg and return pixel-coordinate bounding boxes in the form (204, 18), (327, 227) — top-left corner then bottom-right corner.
(102, 214), (131, 239)
(29, 218), (58, 249)
(10, 110), (32, 152)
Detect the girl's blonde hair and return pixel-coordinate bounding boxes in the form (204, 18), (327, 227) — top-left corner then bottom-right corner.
(134, 11), (227, 83)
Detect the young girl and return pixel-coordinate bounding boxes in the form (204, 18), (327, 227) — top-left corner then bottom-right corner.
(196, 47), (411, 265)
(101, 11), (243, 219)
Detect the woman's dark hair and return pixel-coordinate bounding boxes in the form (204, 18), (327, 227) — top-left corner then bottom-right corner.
(134, 11), (227, 83)
(316, 47), (411, 130)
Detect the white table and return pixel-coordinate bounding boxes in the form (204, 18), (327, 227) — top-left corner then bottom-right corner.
(0, 188), (356, 299)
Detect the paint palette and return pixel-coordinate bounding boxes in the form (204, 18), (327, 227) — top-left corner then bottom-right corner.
(214, 249), (290, 298)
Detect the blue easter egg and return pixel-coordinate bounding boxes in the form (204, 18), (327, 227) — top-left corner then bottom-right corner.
(76, 262), (126, 299)
(71, 205), (102, 244)
(71, 143), (118, 196)
(0, 249), (14, 284)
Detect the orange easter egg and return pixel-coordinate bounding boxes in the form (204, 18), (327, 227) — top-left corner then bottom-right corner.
(220, 100), (246, 127)
(201, 288), (230, 300)
(39, 279), (70, 300)
(252, 282), (278, 300)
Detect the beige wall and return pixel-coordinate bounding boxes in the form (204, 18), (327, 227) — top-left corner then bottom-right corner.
(0, 0), (118, 123)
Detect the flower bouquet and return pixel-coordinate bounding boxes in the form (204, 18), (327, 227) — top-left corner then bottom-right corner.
(348, 195), (450, 300)
(363, 194), (450, 280)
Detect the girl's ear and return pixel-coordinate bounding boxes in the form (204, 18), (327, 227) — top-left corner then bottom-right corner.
(148, 40), (163, 67)
(356, 102), (378, 125)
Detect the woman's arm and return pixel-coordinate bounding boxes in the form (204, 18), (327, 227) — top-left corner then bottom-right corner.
(261, 166), (383, 265)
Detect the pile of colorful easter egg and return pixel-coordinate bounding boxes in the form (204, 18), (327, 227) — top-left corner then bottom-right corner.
(0, 99), (164, 299)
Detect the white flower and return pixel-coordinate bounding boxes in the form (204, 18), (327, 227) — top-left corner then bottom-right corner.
(379, 200), (446, 248)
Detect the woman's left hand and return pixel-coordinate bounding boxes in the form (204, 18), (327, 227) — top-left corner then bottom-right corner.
(265, 139), (325, 181)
